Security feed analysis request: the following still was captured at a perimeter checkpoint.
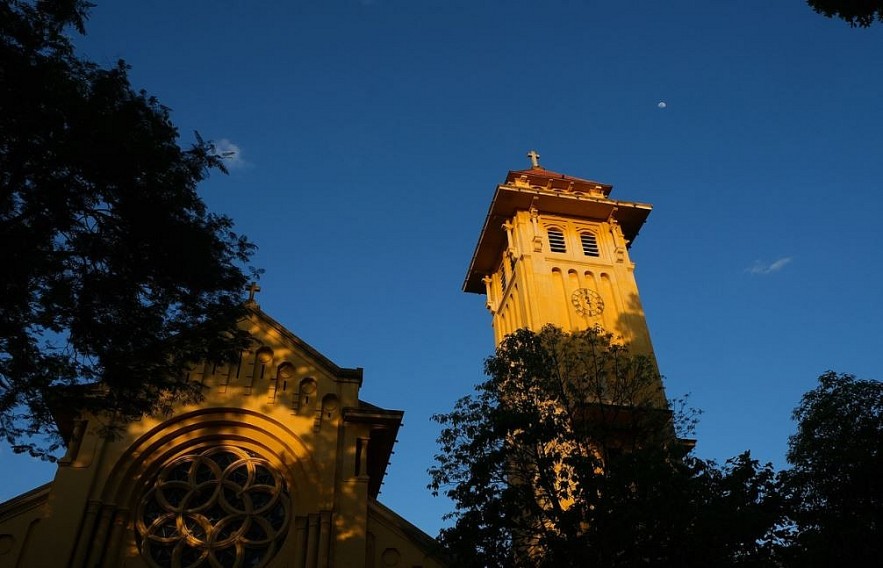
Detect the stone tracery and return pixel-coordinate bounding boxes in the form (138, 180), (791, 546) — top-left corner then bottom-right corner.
(137, 446), (289, 568)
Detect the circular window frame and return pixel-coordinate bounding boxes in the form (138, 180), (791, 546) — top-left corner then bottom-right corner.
(135, 445), (290, 568)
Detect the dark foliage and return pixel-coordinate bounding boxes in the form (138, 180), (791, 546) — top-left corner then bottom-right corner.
(780, 371), (883, 566)
(807, 0), (883, 27)
(429, 327), (783, 567)
(0, 0), (257, 458)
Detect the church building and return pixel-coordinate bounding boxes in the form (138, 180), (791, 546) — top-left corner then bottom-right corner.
(0, 152), (663, 567)
(465, 150), (659, 359)
(0, 301), (448, 568)
(464, 152), (670, 447)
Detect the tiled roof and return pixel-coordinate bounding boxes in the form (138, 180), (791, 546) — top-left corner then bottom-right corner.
(505, 166), (613, 196)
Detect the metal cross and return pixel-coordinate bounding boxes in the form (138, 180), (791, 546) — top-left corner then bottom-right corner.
(527, 149), (541, 168)
(247, 282), (261, 302)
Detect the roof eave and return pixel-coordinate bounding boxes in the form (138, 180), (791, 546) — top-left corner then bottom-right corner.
(344, 404), (404, 498)
(463, 184), (652, 293)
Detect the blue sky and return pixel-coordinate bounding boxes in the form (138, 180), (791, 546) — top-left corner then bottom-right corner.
(2, 1), (882, 537)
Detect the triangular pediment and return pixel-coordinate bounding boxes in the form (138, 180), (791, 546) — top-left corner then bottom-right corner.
(241, 306), (363, 385)
(0, 304), (435, 567)
(181, 306), (363, 406)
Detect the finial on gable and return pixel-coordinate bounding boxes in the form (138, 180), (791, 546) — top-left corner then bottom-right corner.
(246, 282), (261, 305)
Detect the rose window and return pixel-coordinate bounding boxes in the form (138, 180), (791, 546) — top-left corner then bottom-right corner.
(136, 446), (290, 568)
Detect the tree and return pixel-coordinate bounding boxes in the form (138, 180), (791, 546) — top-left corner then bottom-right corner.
(429, 326), (783, 568)
(806, 0), (883, 27)
(0, 0), (257, 458)
(780, 371), (883, 566)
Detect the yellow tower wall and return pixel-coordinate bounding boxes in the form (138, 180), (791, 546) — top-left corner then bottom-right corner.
(488, 209), (655, 357)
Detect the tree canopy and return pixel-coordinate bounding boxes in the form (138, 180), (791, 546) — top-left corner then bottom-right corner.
(806, 0), (883, 27)
(0, 0), (257, 458)
(429, 326), (782, 568)
(781, 371), (883, 566)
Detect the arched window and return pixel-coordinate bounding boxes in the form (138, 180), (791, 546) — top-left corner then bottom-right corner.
(547, 228), (566, 253)
(580, 232), (600, 257)
(295, 377), (317, 413)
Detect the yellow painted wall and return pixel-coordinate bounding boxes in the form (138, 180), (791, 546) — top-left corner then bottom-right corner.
(487, 210), (656, 358)
(0, 309), (447, 568)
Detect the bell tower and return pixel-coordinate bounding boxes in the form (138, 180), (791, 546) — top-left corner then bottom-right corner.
(463, 152), (657, 357)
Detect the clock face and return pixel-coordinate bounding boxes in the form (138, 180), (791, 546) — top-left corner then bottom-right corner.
(571, 288), (605, 317)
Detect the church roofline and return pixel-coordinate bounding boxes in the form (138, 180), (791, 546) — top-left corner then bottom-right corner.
(0, 482), (51, 522)
(506, 166), (614, 196)
(463, 177), (652, 293)
(46, 307), (365, 445)
(369, 499), (452, 563)
(247, 306), (364, 384)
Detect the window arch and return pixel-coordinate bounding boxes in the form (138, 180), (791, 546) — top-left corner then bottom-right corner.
(295, 378), (317, 413)
(547, 228), (566, 253)
(136, 446), (290, 568)
(580, 232), (600, 257)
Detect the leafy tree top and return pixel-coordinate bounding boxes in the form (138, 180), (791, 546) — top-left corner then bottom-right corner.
(807, 0), (883, 27)
(0, 0), (258, 458)
(781, 371), (883, 566)
(429, 326), (781, 568)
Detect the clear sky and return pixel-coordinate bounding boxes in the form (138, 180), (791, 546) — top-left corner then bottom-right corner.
(2, 0), (882, 538)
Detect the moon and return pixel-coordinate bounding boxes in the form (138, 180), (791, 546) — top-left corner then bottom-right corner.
(657, 101), (667, 109)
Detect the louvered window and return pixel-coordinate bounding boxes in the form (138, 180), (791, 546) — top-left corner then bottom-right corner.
(580, 232), (600, 257)
(500, 266), (507, 291)
(547, 228), (566, 253)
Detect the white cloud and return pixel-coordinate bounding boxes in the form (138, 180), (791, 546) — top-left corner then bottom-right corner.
(746, 257), (792, 275)
(213, 138), (248, 170)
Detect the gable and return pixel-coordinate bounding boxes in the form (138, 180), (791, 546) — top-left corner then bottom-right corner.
(0, 306), (426, 567)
